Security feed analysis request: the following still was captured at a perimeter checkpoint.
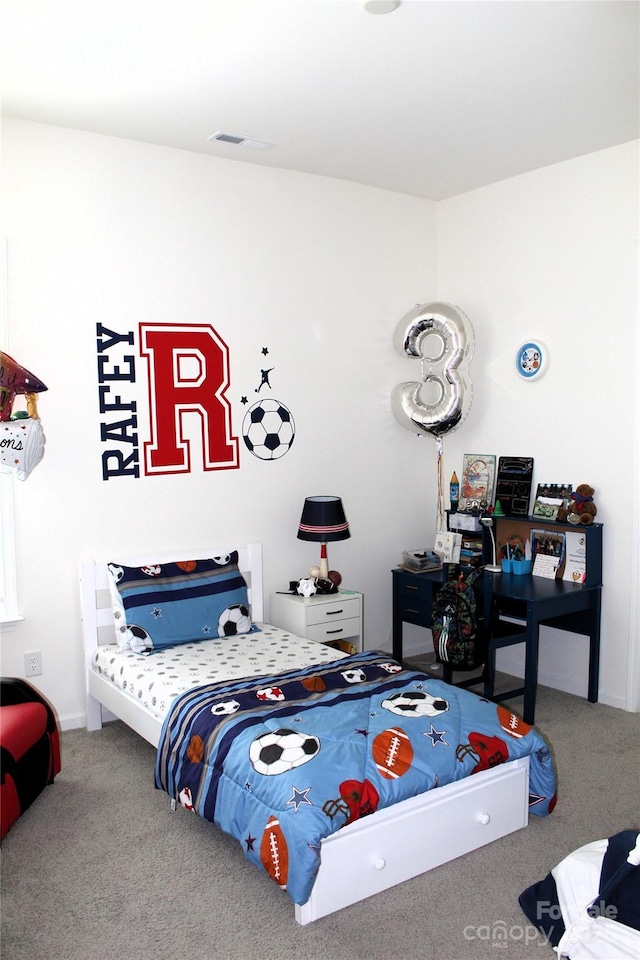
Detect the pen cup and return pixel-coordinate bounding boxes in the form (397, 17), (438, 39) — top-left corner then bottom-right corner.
(501, 558), (513, 573)
(511, 559), (532, 575)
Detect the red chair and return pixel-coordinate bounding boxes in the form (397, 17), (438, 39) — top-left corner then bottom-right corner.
(1, 678), (61, 840)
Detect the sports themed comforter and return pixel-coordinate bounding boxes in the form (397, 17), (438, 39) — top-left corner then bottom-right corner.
(155, 651), (557, 905)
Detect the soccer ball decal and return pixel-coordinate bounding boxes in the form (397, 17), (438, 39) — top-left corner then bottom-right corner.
(249, 728), (320, 776)
(108, 563), (124, 584)
(242, 399), (295, 461)
(210, 699), (240, 717)
(342, 668), (366, 684)
(217, 603), (252, 637)
(382, 691), (450, 717)
(128, 623), (153, 654)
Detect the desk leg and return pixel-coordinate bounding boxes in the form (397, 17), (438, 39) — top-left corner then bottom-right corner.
(522, 608), (540, 726)
(392, 603), (403, 663)
(588, 590), (601, 703)
(483, 575), (496, 699)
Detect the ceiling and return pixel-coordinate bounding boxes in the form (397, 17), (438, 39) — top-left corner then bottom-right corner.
(1, 0), (638, 201)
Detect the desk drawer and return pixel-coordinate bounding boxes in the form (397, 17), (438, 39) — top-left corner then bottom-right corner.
(396, 597), (431, 627)
(395, 575), (433, 603)
(306, 596), (360, 626)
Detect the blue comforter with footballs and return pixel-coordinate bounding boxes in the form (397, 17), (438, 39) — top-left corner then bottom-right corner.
(155, 651), (556, 905)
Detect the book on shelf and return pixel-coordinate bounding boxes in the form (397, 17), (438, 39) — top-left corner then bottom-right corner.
(531, 528), (566, 579)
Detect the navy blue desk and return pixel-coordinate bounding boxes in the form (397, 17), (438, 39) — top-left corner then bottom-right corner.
(392, 562), (602, 725)
(482, 570), (601, 724)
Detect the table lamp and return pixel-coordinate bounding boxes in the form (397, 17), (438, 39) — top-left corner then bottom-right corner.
(480, 516), (502, 573)
(297, 496), (350, 580)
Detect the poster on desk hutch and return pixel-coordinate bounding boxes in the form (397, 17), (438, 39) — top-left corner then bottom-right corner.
(531, 529), (566, 579)
(563, 531), (587, 583)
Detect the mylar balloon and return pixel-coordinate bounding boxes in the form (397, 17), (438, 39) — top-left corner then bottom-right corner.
(0, 352), (48, 421)
(0, 418), (46, 480)
(392, 302), (475, 438)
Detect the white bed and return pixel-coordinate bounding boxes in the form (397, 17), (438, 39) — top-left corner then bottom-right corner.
(81, 542), (532, 924)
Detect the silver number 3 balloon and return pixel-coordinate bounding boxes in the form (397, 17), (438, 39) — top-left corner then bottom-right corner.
(392, 301), (475, 438)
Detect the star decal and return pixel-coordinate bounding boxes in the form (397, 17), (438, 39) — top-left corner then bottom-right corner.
(202, 624), (211, 634)
(355, 728), (369, 737)
(287, 785), (312, 813)
(244, 834), (256, 851)
(244, 781), (253, 792)
(424, 724), (448, 747)
(261, 347), (269, 356)
(528, 792), (545, 808)
(150, 607), (162, 619)
(240, 396), (248, 404)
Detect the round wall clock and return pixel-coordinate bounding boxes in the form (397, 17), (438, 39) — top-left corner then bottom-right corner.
(516, 341), (548, 380)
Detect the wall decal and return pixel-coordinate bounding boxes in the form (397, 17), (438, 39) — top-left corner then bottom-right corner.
(242, 398), (295, 460)
(140, 323), (238, 475)
(97, 322), (238, 479)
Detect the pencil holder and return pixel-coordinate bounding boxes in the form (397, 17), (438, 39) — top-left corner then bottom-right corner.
(511, 559), (532, 575)
(501, 558), (513, 573)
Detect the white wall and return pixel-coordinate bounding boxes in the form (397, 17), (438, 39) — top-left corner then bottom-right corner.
(1, 119), (439, 727)
(2, 120), (638, 726)
(436, 141), (639, 709)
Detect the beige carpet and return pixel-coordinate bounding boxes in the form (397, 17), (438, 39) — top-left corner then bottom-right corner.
(1, 675), (638, 960)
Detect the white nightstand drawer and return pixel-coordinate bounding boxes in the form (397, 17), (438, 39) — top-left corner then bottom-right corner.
(270, 589), (363, 652)
(307, 617), (361, 644)
(305, 596), (360, 626)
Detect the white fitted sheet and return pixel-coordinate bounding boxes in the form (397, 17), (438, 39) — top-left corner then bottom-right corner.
(91, 623), (347, 722)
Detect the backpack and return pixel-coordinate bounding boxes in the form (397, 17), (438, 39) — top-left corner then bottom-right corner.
(431, 569), (484, 670)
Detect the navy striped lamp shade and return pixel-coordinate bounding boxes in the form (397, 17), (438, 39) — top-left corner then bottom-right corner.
(297, 496), (350, 580)
(297, 496), (350, 542)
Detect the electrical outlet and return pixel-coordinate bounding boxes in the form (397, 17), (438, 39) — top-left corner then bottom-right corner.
(25, 650), (42, 676)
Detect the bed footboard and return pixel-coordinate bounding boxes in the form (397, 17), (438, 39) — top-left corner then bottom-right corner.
(296, 756), (530, 924)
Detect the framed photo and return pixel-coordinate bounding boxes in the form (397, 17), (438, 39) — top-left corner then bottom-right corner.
(532, 483), (572, 520)
(459, 454), (496, 513)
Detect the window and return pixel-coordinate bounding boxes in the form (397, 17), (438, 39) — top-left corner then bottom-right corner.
(0, 238), (22, 623)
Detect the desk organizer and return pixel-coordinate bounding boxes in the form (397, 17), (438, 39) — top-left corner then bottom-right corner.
(502, 559), (531, 575)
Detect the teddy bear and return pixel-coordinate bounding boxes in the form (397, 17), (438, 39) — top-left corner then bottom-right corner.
(557, 483), (597, 525)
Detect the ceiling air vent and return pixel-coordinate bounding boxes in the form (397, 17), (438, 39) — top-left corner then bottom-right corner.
(208, 131), (276, 151)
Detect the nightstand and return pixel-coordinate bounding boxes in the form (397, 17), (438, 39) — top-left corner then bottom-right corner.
(270, 590), (363, 653)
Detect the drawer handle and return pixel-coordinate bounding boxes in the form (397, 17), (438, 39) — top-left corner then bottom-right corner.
(406, 585), (419, 591)
(406, 608), (420, 615)
(477, 813), (491, 825)
(325, 609), (344, 616)
(374, 858), (386, 871)
(326, 628), (344, 635)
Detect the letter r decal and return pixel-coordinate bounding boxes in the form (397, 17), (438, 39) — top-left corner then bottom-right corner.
(140, 323), (239, 474)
